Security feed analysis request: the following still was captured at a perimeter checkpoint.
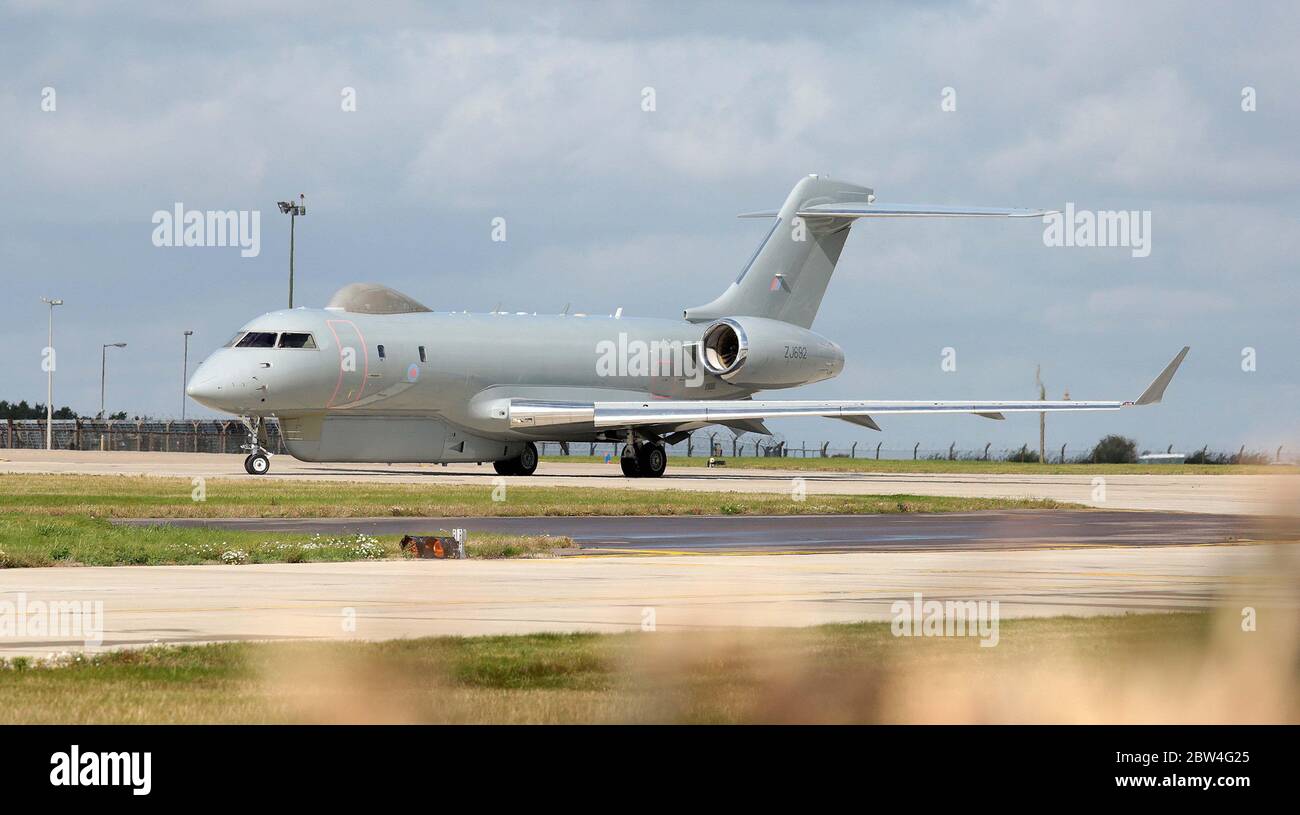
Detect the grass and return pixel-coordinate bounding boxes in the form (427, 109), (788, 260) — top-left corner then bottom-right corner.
(2, 611), (1292, 724)
(0, 513), (570, 568)
(0, 473), (1073, 520)
(542, 454), (1294, 475)
(0, 473), (1072, 568)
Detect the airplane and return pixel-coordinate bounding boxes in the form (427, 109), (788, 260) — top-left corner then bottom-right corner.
(186, 175), (1188, 477)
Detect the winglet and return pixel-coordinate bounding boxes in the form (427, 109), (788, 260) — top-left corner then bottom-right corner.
(1134, 347), (1190, 406)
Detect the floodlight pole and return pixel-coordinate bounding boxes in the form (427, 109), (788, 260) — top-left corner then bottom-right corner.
(41, 297), (63, 450)
(279, 194), (306, 308)
(101, 342), (126, 419)
(288, 209), (296, 308)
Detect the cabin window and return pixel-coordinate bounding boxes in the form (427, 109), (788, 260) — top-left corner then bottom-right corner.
(418, 346), (426, 363)
(377, 344), (386, 359)
(235, 332), (277, 348)
(277, 332), (317, 349)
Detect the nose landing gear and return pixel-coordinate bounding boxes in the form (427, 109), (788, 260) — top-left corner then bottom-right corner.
(244, 452), (271, 475)
(240, 416), (272, 475)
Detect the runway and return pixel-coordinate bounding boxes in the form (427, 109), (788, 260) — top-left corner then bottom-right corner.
(116, 510), (1298, 554)
(1, 543), (1294, 658)
(4, 449), (1297, 514)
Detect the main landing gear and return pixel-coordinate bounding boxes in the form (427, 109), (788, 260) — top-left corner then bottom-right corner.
(240, 416), (272, 475)
(620, 441), (667, 478)
(493, 441), (539, 476)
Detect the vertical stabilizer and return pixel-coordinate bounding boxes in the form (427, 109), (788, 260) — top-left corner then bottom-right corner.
(684, 175), (870, 329)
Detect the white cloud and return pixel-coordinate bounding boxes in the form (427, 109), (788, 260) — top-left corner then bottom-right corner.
(1044, 285), (1233, 333)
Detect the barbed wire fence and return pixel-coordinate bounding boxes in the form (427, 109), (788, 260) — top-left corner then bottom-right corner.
(0, 419), (1287, 464)
(0, 418), (286, 455)
(543, 437), (1286, 464)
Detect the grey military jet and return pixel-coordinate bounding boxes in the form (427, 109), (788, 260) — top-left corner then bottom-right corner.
(187, 175), (1188, 477)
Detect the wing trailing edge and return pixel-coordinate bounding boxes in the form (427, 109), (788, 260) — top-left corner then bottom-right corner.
(506, 348), (1188, 432)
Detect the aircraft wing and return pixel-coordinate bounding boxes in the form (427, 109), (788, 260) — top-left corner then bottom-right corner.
(507, 348), (1189, 432)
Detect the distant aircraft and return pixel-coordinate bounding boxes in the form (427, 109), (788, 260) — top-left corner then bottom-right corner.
(187, 175), (1188, 477)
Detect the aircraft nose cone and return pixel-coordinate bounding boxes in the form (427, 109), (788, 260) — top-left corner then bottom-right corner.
(185, 374), (215, 400)
(185, 372), (222, 408)
(186, 359), (232, 410)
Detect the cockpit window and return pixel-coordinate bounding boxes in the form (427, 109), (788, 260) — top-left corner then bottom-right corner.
(235, 332), (278, 348)
(277, 332), (317, 349)
(224, 332), (246, 348)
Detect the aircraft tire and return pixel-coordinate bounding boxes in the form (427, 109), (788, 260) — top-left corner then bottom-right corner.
(246, 453), (270, 475)
(494, 442), (538, 476)
(619, 450), (641, 477)
(516, 442), (538, 476)
(638, 443), (667, 478)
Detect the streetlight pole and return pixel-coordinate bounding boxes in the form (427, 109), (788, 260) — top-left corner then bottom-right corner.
(277, 194), (307, 308)
(100, 342), (126, 419)
(182, 330), (193, 420)
(40, 297), (63, 450)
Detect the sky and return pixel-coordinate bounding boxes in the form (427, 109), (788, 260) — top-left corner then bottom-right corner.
(2, 0), (1297, 457)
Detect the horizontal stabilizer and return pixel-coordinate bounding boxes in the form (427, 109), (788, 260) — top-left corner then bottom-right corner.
(797, 202), (1056, 219)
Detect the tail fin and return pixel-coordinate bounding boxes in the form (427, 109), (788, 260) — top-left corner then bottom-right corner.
(683, 174), (1052, 328)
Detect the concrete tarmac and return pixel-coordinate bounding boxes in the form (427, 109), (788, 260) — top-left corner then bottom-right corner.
(1, 543), (1295, 658)
(3, 449), (1296, 514)
(117, 510), (1298, 554)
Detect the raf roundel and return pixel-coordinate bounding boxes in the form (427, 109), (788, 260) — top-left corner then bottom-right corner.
(407, 363), (420, 382)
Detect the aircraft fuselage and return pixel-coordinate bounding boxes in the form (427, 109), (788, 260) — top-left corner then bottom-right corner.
(186, 306), (837, 463)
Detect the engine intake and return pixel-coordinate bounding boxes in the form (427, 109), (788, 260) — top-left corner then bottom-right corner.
(701, 319), (747, 376)
(698, 316), (843, 389)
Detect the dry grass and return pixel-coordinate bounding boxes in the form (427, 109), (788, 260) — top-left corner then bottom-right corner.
(0, 512), (571, 567)
(3, 610), (1296, 724)
(0, 473), (1075, 519)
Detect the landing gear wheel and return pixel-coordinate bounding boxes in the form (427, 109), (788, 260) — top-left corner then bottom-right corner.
(516, 442), (538, 476)
(239, 416), (272, 476)
(620, 445), (641, 477)
(638, 443), (667, 478)
(494, 442), (538, 476)
(245, 453), (270, 475)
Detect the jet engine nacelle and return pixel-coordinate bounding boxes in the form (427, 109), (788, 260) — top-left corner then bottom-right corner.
(699, 316), (844, 389)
